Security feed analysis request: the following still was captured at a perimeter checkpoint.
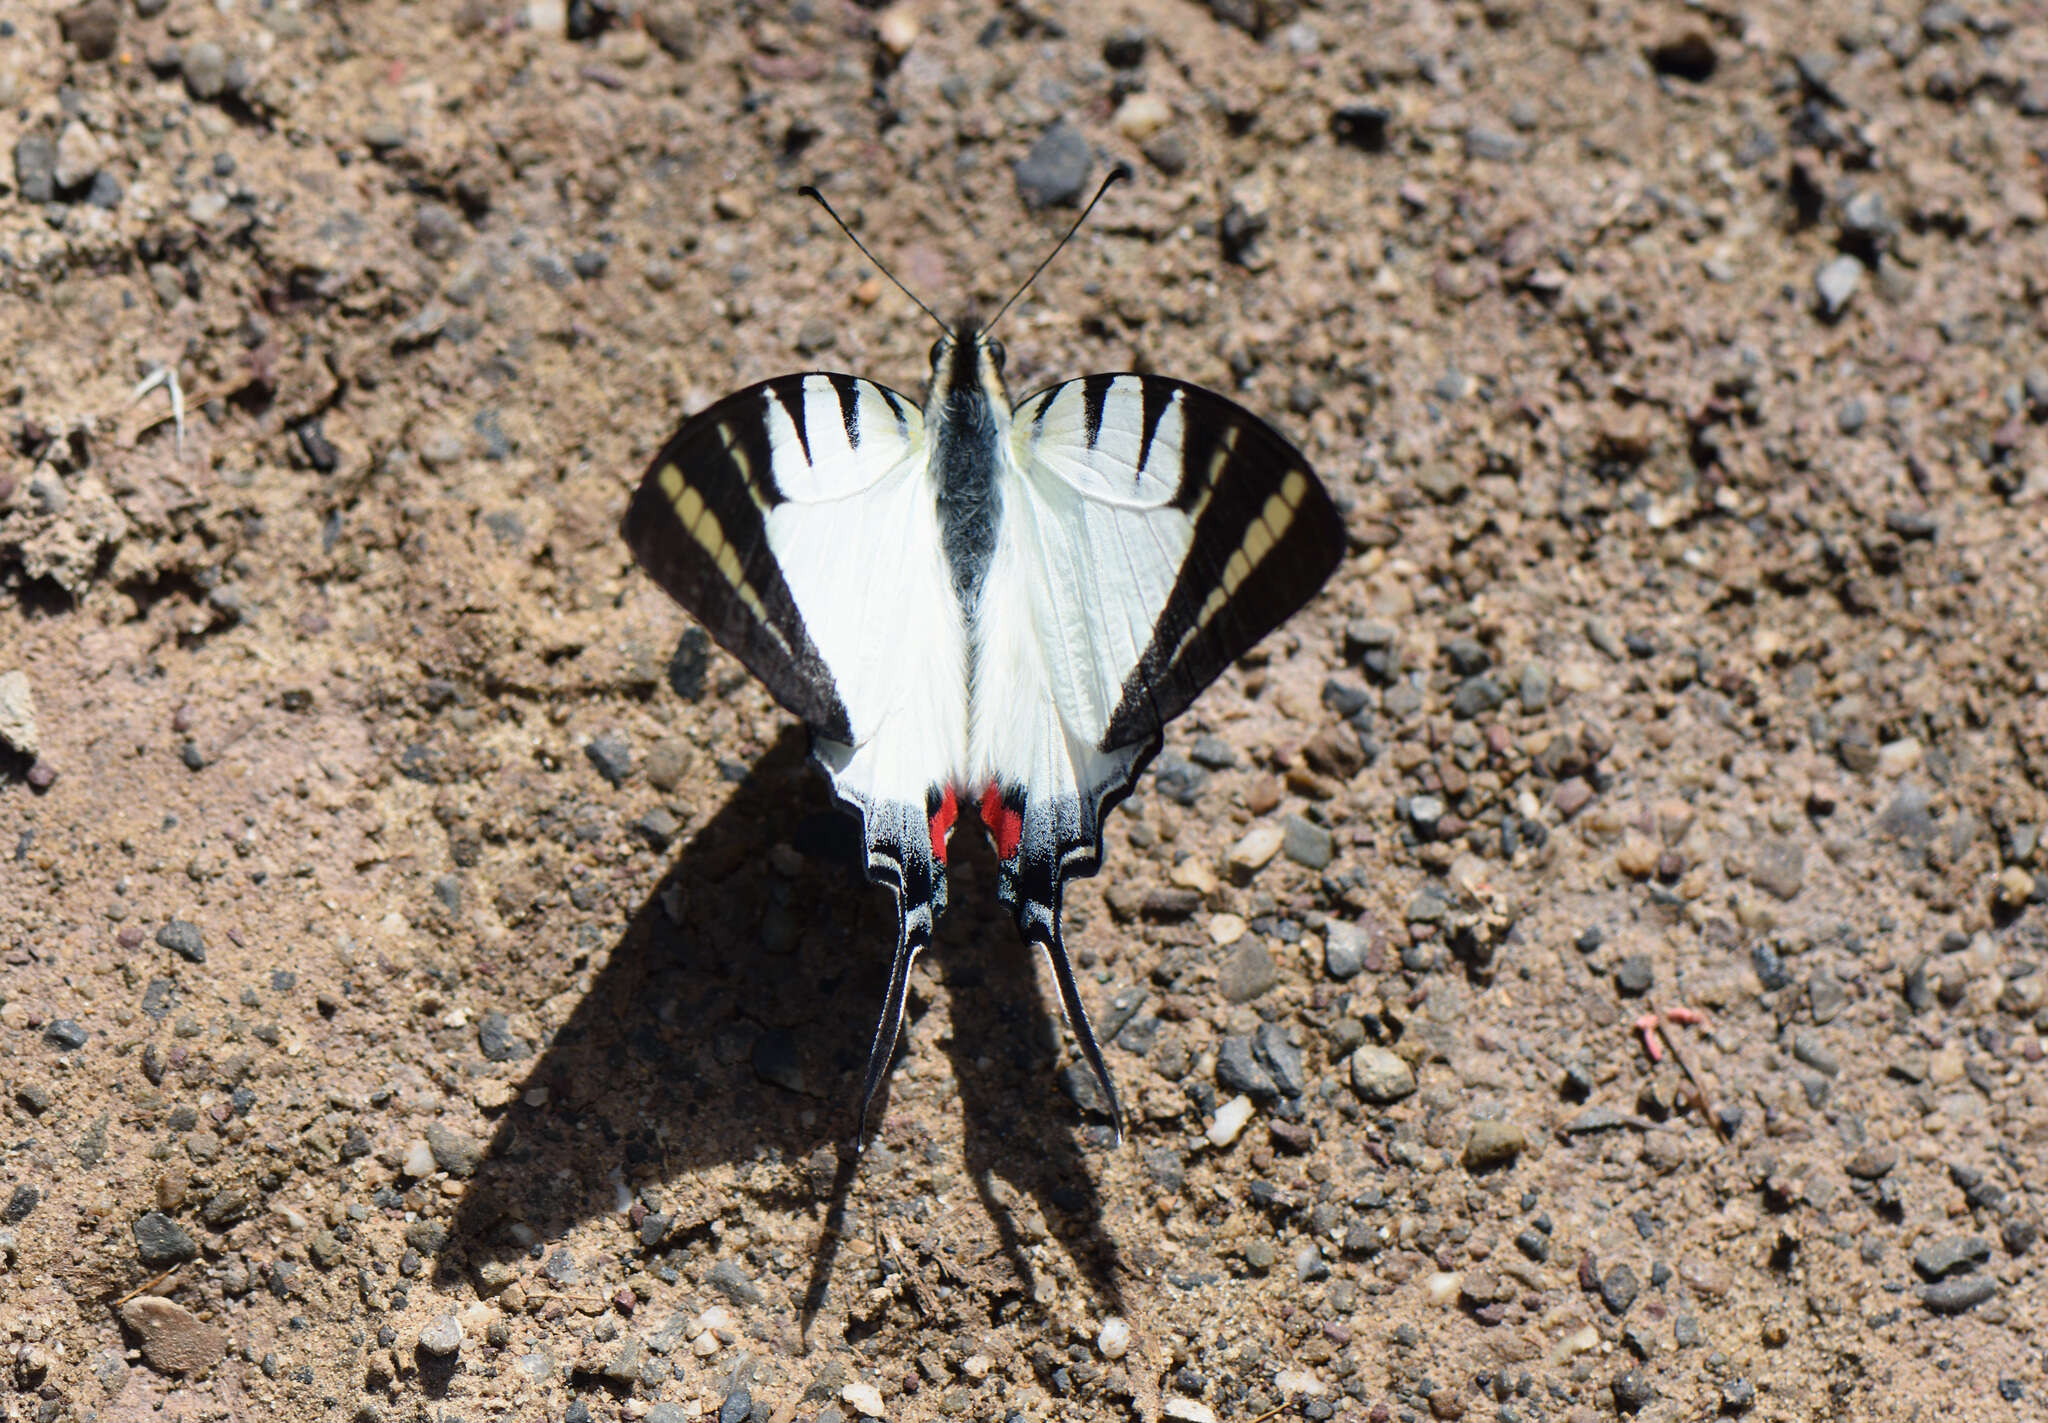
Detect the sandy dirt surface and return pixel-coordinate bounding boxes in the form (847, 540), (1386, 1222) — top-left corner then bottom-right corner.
(5, 0), (2048, 1420)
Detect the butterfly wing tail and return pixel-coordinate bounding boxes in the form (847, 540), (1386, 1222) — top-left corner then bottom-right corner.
(1024, 897), (1125, 1144)
(848, 796), (947, 1151)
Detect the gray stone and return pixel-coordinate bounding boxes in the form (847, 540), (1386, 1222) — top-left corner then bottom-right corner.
(13, 134), (57, 204)
(1281, 815), (1334, 869)
(1323, 920), (1369, 980)
(476, 1012), (532, 1063)
(1921, 1275), (1996, 1314)
(425, 1123), (483, 1178)
(1815, 255), (1863, 318)
(417, 1314), (463, 1358)
(53, 122), (106, 191)
(1751, 839), (1805, 900)
(180, 40), (227, 100)
(1808, 969), (1847, 1024)
(1791, 1031), (1838, 1076)
(1464, 126), (1527, 162)
(1912, 1236), (1989, 1281)
(1252, 1022), (1306, 1098)
(133, 1212), (199, 1267)
(707, 1258), (762, 1306)
(155, 919), (205, 963)
(1615, 955), (1653, 998)
(1014, 120), (1093, 209)
(1516, 662), (1553, 711)
(1217, 938), (1277, 1003)
(1451, 676), (1505, 719)
(585, 733), (633, 786)
(1347, 1045), (1415, 1104)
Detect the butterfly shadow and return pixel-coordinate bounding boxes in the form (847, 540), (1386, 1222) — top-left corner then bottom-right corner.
(439, 725), (1123, 1338)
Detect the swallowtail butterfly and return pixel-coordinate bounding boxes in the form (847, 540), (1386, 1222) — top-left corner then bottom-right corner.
(623, 173), (1345, 1145)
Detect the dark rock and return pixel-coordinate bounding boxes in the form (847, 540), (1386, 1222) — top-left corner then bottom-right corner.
(1252, 1022), (1306, 1098)
(133, 1211), (200, 1267)
(1615, 955), (1654, 998)
(1215, 1036), (1277, 1100)
(1648, 31), (1717, 81)
(1921, 1275), (1996, 1314)
(1014, 120), (1093, 209)
(59, 0), (121, 61)
(2, 1185), (38, 1224)
(751, 1028), (802, 1093)
(476, 1012), (532, 1063)
(156, 920), (206, 964)
(1912, 1236), (1989, 1281)
(585, 733), (633, 786)
(1102, 26), (1146, 67)
(707, 1259), (762, 1306)
(1331, 104), (1392, 152)
(1612, 1368), (1653, 1414)
(1600, 1263), (1640, 1316)
(425, 1123), (483, 1178)
(44, 1020), (88, 1050)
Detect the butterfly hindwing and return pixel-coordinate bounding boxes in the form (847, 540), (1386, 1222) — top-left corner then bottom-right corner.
(970, 374), (1346, 1130)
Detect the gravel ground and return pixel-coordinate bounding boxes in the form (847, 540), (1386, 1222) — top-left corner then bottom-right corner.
(4, 1), (2048, 1421)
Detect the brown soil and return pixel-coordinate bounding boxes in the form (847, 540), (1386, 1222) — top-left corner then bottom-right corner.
(4, 1), (2048, 1421)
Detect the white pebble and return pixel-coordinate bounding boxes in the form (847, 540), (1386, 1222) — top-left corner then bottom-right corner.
(1207, 912), (1247, 947)
(1096, 1315), (1131, 1359)
(402, 1139), (436, 1179)
(1206, 1093), (1254, 1147)
(841, 1379), (887, 1417)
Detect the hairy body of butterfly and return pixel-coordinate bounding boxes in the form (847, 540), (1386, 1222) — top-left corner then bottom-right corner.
(623, 320), (1345, 1145)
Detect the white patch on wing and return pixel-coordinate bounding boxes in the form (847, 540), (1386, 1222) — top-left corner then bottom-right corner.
(765, 413), (968, 817)
(993, 380), (1199, 760)
(766, 376), (923, 502)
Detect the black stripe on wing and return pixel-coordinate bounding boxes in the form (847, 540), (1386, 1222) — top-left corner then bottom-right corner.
(1100, 387), (1345, 750)
(623, 376), (889, 744)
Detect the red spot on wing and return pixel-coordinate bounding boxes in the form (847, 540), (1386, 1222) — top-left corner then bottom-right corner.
(928, 786), (958, 863)
(979, 783), (1023, 861)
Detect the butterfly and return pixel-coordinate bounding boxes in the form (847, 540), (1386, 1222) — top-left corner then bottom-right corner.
(622, 173), (1345, 1145)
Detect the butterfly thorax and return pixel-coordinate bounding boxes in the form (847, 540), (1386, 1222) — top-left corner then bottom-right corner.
(927, 320), (1013, 612)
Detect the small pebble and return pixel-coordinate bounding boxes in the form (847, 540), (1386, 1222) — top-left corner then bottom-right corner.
(1207, 1093), (1255, 1147)
(155, 920), (206, 964)
(1814, 255), (1863, 318)
(417, 1314), (463, 1358)
(1348, 1045), (1415, 1104)
(1096, 1316), (1131, 1359)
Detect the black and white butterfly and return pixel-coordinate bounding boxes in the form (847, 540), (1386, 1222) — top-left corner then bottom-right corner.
(622, 175), (1345, 1145)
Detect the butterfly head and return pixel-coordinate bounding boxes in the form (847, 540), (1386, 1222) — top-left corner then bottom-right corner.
(927, 318), (1011, 414)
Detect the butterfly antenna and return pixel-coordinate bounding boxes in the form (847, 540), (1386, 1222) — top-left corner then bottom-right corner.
(986, 163), (1130, 335)
(798, 185), (952, 338)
